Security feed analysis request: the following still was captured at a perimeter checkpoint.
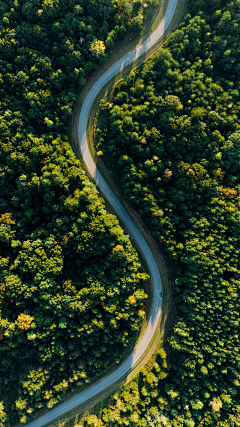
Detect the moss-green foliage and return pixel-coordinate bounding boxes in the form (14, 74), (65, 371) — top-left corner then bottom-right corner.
(0, 0), (155, 424)
(93, 2), (240, 425)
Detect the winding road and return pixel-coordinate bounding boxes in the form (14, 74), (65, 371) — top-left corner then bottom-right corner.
(25, 1), (178, 426)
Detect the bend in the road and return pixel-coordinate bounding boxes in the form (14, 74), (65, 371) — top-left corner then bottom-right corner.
(24, 1), (178, 426)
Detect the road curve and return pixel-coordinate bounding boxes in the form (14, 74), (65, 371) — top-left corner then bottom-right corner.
(25, 1), (178, 426)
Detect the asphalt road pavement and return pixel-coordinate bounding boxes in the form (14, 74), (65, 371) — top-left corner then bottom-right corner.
(25, 1), (178, 425)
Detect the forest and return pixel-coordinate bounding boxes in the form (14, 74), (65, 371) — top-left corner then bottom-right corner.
(91, 0), (240, 425)
(0, 0), (157, 424)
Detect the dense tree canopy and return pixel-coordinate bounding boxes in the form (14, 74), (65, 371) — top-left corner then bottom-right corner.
(93, 1), (240, 425)
(0, 0), (157, 424)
